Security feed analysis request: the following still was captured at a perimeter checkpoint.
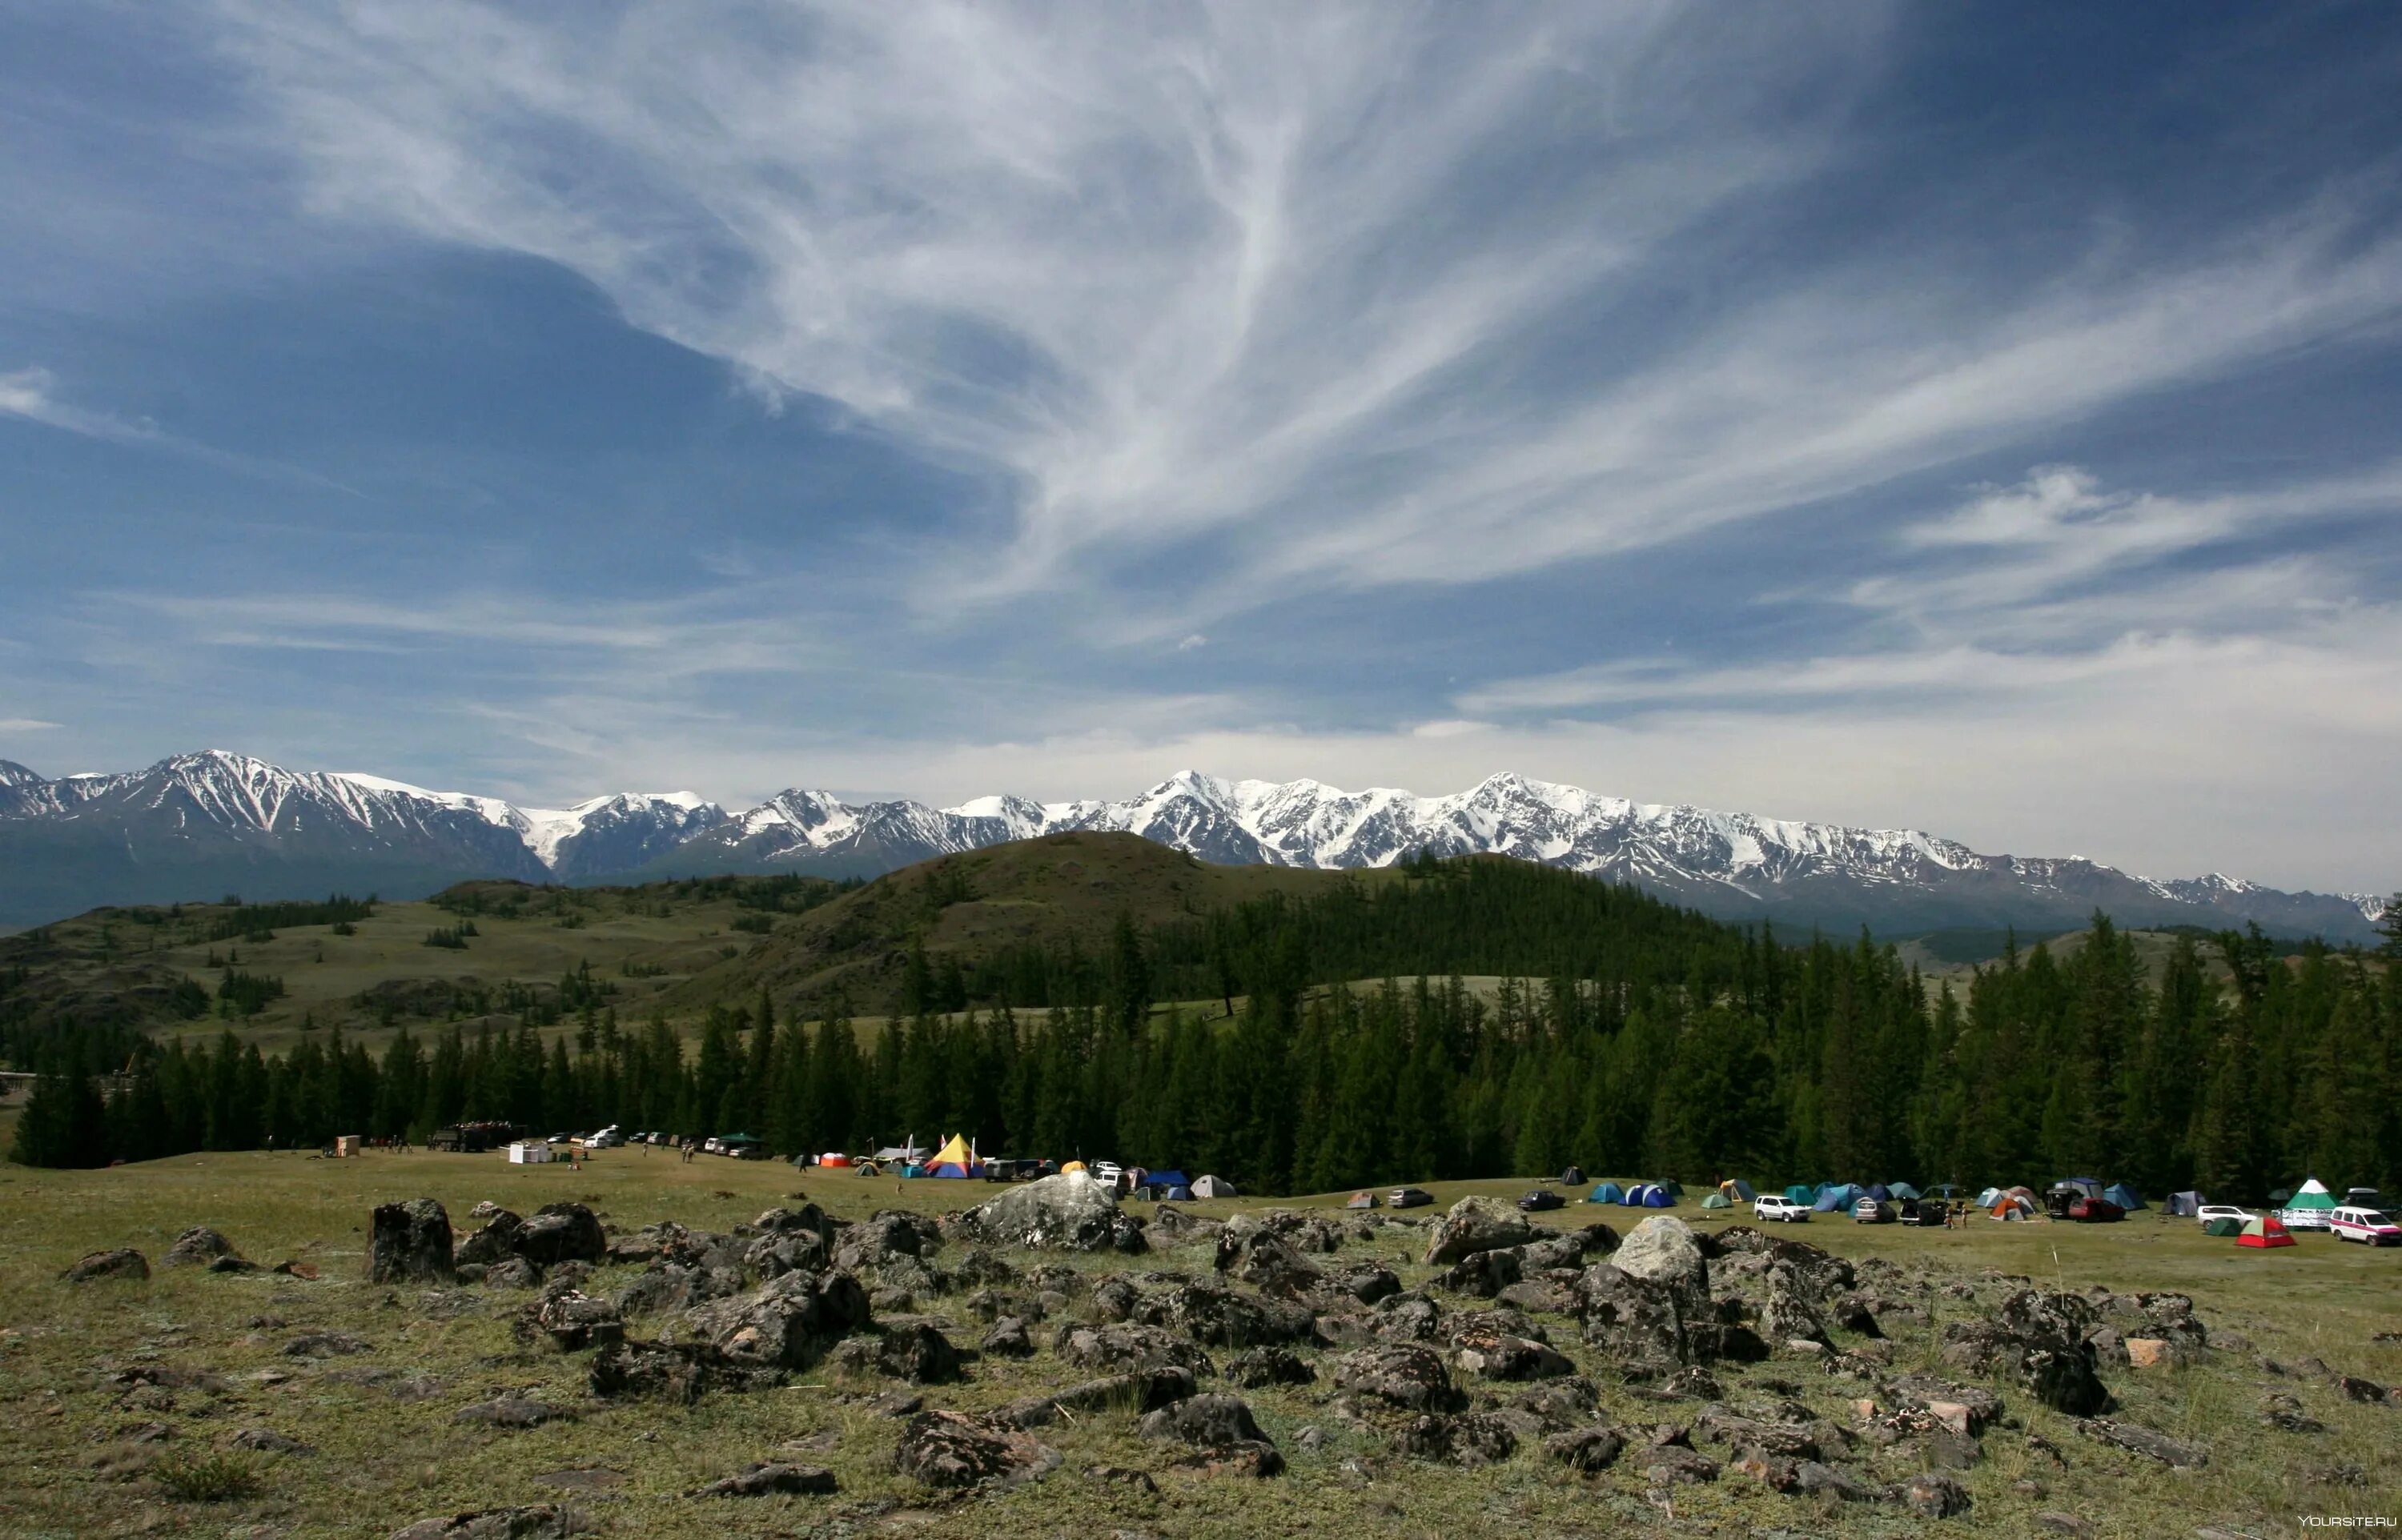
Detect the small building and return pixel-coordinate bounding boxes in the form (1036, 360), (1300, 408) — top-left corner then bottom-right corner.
(508, 1141), (554, 1165)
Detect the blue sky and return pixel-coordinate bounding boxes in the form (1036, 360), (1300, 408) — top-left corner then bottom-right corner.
(3, 2), (2400, 892)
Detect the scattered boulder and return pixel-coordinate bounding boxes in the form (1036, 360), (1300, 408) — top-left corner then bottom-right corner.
(455, 1211), (526, 1267)
(1449, 1323), (1574, 1382)
(1942, 1291), (2112, 1418)
(483, 1257), (543, 1291)
(1144, 1279), (1314, 1347)
(227, 1427), (311, 1454)
(981, 1316), (1035, 1358)
(689, 1462), (837, 1498)
(1328, 1265), (1402, 1306)
(674, 1269), (870, 1371)
(999, 1367), (1196, 1428)
(369, 1200), (456, 1285)
(517, 1290), (624, 1353)
(1903, 1471), (1972, 1518)
(1058, 1322), (1211, 1377)
(1435, 1249), (1521, 1298)
(1633, 1442), (1721, 1486)
(1139, 1394), (1284, 1477)
(388, 1506), (586, 1540)
(1423, 1196), (1536, 1266)
(60, 1249), (150, 1284)
(1224, 1346), (1316, 1388)
(516, 1205), (605, 1267)
(1332, 1343), (1462, 1412)
(2080, 1418), (2207, 1468)
(1613, 1216), (1708, 1295)
(832, 1321), (962, 1385)
(283, 1331), (371, 1358)
(456, 1398), (574, 1430)
(163, 1228), (238, 1269)
(948, 1173), (1139, 1253)
(1215, 1230), (1323, 1297)
(1393, 1411), (1516, 1466)
(1544, 1423), (1628, 1472)
(588, 1340), (778, 1403)
(894, 1410), (1059, 1490)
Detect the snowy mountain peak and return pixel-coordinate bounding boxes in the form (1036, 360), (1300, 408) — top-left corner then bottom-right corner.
(0, 750), (2383, 941)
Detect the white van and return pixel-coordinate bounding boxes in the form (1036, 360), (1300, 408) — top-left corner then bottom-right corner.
(2329, 1206), (2400, 1246)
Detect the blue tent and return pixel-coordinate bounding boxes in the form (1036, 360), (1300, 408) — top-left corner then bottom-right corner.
(1864, 1183), (1892, 1202)
(1620, 1184), (1651, 1206)
(1641, 1185), (1675, 1207)
(1146, 1169), (1190, 1192)
(1813, 1183), (1865, 1212)
(2103, 1181), (2145, 1210)
(1589, 1181), (1626, 1205)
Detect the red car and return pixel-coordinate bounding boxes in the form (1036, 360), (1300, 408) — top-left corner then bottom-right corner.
(2067, 1197), (2125, 1223)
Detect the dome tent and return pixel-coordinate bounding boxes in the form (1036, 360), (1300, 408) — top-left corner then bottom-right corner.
(2103, 1182), (2145, 1211)
(2238, 1214), (2296, 1248)
(1812, 1184), (1865, 1212)
(1974, 1187), (2002, 1208)
(1344, 1189), (1377, 1209)
(1589, 1182), (1625, 1205)
(1864, 1183), (1891, 1203)
(1887, 1181), (1921, 1201)
(1654, 1180), (1685, 1197)
(2165, 1191), (2203, 1217)
(1784, 1184), (1814, 1205)
(2203, 1215), (2243, 1237)
(1701, 1191), (1732, 1209)
(1718, 1179), (1757, 1201)
(1560, 1165), (1585, 1186)
(1191, 1175), (1236, 1199)
(1621, 1184), (1655, 1206)
(1641, 1185), (1675, 1208)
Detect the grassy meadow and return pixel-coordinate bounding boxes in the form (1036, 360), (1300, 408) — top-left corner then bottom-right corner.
(2, 1149), (2397, 1538)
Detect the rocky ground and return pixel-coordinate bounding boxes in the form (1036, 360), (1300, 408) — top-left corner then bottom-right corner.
(4, 1163), (2399, 1538)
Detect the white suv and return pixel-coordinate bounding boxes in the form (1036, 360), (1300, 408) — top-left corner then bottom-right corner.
(1754, 1195), (1810, 1223)
(2194, 1204), (2253, 1228)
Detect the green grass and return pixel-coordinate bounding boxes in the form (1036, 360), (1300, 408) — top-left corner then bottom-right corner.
(2, 1152), (2397, 1537)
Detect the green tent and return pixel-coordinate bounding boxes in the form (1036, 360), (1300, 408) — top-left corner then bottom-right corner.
(1887, 1181), (1922, 1201)
(1784, 1184), (1813, 1205)
(1655, 1179), (1685, 1197)
(1701, 1191), (1732, 1209)
(2203, 1216), (2243, 1237)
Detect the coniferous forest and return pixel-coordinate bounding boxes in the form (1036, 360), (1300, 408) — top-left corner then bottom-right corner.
(8, 857), (2400, 1201)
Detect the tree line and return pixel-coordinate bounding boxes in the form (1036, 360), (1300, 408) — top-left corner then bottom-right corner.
(9, 860), (2400, 1201)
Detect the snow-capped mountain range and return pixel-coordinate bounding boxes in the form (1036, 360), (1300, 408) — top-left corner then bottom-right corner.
(0, 749), (2385, 940)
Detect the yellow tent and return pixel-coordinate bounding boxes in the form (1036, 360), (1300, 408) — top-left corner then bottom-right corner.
(1060, 1160), (1087, 1174)
(928, 1133), (978, 1177)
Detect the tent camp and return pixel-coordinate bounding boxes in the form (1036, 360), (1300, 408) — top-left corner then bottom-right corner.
(2054, 1176), (2105, 1201)
(1864, 1183), (1891, 1203)
(1887, 1181), (1922, 1201)
(1641, 1185), (1675, 1207)
(1784, 1184), (1814, 1205)
(1344, 1189), (1377, 1209)
(1059, 1161), (1087, 1174)
(1192, 1175), (1236, 1199)
(2239, 1215), (2296, 1249)
(1145, 1169), (1191, 1194)
(1974, 1187), (2002, 1208)
(1620, 1184), (1654, 1206)
(1655, 1180), (1685, 1197)
(1590, 1182), (1626, 1205)
(1813, 1184), (1865, 1212)
(2103, 1182), (2146, 1211)
(1701, 1191), (1732, 1210)
(1719, 1179), (1757, 1202)
(2282, 1179), (2337, 1229)
(926, 1134), (982, 1179)
(2203, 1216), (2243, 1237)
(2166, 1191), (2203, 1217)
(1990, 1193), (2038, 1220)
(1560, 1165), (1585, 1186)
(1160, 1185), (1194, 1201)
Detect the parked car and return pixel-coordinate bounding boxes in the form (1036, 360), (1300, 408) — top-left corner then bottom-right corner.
(1852, 1198), (1894, 1224)
(2067, 1197), (2125, 1223)
(1753, 1195), (1810, 1223)
(2194, 1204), (2254, 1229)
(1091, 1161), (1125, 1185)
(1389, 1186), (1434, 1209)
(2330, 1206), (2402, 1246)
(1518, 1189), (1565, 1213)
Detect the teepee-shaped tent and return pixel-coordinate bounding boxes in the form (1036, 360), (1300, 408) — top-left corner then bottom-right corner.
(2237, 1214), (2296, 1248)
(2282, 1178), (2336, 1227)
(926, 1133), (982, 1178)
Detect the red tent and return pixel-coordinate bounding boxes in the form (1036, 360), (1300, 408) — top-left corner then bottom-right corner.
(2236, 1214), (2296, 1249)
